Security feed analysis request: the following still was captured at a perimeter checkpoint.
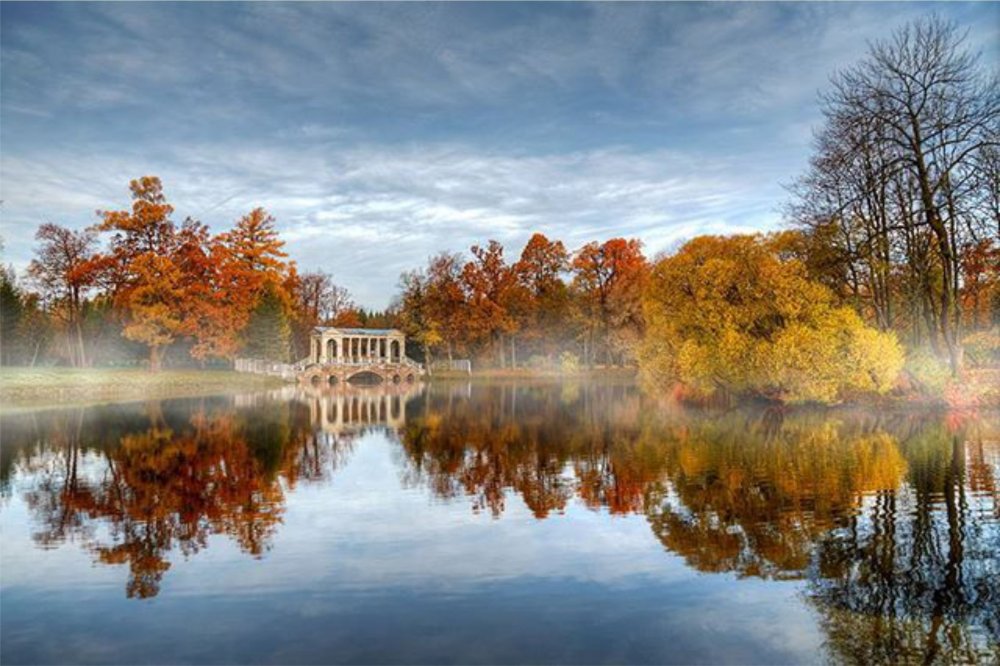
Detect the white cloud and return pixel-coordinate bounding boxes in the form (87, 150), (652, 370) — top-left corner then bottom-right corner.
(1, 139), (786, 307)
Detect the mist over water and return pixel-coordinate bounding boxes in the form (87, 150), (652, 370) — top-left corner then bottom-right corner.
(1, 381), (997, 664)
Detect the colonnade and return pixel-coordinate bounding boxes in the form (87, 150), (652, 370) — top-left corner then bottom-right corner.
(311, 329), (406, 365)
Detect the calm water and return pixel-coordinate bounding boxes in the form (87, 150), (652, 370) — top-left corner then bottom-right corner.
(1, 381), (998, 665)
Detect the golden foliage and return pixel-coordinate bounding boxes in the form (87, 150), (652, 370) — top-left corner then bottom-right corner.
(640, 234), (904, 404)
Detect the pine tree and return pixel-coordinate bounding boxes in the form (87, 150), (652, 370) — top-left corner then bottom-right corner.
(242, 283), (291, 362)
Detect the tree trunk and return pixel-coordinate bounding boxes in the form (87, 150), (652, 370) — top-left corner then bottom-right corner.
(149, 345), (161, 372)
(912, 121), (961, 374)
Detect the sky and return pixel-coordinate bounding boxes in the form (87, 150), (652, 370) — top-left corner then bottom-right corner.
(1, 2), (997, 308)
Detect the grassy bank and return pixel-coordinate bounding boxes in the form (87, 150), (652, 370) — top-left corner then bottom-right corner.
(0, 368), (286, 411)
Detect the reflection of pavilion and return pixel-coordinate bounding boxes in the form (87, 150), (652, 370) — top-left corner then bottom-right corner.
(300, 384), (422, 437)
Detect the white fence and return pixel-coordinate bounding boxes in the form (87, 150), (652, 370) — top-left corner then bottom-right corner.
(429, 359), (472, 375)
(235, 356), (426, 380)
(234, 358), (304, 380)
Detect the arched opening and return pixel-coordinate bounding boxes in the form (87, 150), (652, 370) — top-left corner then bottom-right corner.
(328, 375), (339, 386)
(347, 371), (384, 386)
(310, 374), (322, 386)
(390, 340), (401, 362)
(327, 339), (338, 362)
(406, 373), (415, 383)
(392, 374), (401, 384)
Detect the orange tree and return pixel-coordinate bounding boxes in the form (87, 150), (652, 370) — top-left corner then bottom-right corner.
(97, 177), (185, 371)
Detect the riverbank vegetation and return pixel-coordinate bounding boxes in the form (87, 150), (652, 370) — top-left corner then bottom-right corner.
(0, 16), (995, 406)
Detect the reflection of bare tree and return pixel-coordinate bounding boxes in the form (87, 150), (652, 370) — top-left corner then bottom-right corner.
(810, 430), (1000, 664)
(18, 408), (96, 548)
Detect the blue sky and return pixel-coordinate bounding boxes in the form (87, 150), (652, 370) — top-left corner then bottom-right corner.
(2, 2), (997, 308)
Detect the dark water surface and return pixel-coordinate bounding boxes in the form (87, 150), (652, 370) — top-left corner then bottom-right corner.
(1, 381), (998, 664)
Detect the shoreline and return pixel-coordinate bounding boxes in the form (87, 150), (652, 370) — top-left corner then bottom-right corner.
(2, 366), (996, 413)
(0, 368), (285, 413)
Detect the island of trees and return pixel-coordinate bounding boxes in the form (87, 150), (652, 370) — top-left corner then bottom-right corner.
(1, 17), (996, 406)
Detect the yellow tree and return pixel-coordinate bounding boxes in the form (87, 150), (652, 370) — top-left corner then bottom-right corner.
(640, 234), (903, 404)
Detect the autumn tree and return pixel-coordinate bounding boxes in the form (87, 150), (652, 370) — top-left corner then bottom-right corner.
(172, 219), (238, 362)
(291, 270), (356, 356)
(513, 233), (570, 361)
(26, 223), (98, 366)
(97, 177), (185, 370)
(462, 240), (519, 367)
(640, 235), (904, 404)
(425, 252), (468, 363)
(396, 269), (441, 363)
(216, 207), (294, 358)
(571, 238), (647, 366)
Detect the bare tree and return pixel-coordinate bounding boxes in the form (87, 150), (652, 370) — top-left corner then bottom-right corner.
(791, 16), (999, 373)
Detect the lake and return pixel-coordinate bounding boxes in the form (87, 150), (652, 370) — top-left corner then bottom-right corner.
(1, 380), (997, 664)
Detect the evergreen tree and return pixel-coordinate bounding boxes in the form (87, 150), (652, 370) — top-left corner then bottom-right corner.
(242, 283), (291, 362)
(0, 267), (24, 365)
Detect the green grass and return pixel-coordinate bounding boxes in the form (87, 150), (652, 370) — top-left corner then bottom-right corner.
(0, 368), (286, 411)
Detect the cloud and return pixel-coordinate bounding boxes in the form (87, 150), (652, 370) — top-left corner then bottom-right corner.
(1, 138), (788, 307)
(2, 2), (996, 306)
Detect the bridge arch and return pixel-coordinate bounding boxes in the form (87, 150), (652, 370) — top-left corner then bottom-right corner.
(346, 370), (384, 386)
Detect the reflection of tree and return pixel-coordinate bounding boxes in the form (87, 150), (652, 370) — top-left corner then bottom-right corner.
(7, 382), (999, 655)
(400, 383), (650, 518)
(399, 382), (999, 660)
(645, 414), (907, 579)
(9, 396), (331, 598)
(809, 424), (1000, 664)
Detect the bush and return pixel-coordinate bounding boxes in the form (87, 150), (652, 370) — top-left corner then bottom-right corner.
(639, 234), (904, 404)
(903, 349), (952, 395)
(527, 354), (553, 370)
(963, 329), (1000, 368)
(559, 351), (580, 374)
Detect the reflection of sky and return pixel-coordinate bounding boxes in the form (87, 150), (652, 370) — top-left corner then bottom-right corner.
(1, 430), (823, 664)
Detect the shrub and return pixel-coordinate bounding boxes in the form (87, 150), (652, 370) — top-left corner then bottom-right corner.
(559, 351), (580, 374)
(963, 329), (1000, 368)
(639, 234), (904, 404)
(903, 349), (952, 395)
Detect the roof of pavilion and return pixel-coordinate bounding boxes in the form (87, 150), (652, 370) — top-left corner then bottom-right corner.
(313, 327), (403, 336)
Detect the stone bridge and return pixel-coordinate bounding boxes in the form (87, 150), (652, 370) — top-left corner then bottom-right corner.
(298, 360), (424, 387)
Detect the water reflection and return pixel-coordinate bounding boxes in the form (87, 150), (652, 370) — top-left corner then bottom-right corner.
(1, 381), (997, 661)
